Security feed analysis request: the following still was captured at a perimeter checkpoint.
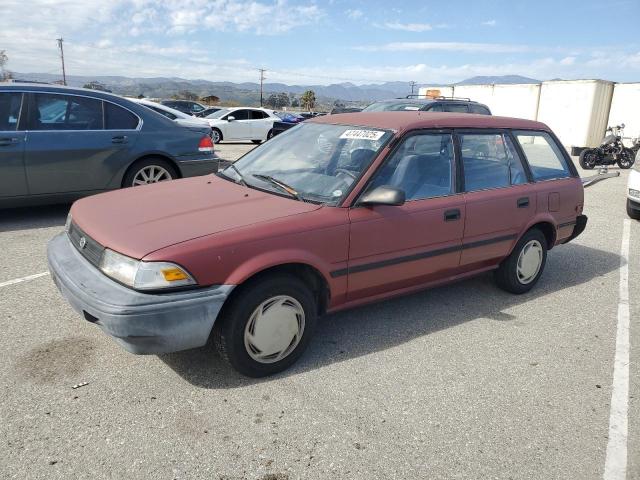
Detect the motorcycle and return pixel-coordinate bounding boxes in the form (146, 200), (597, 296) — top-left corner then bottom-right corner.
(579, 124), (635, 170)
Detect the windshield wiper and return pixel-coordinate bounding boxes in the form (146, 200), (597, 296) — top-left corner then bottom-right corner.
(251, 174), (302, 200)
(223, 163), (247, 186)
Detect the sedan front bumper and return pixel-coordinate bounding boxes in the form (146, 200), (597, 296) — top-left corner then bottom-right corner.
(47, 233), (233, 354)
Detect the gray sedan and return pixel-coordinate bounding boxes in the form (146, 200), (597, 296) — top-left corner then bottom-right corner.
(0, 84), (218, 208)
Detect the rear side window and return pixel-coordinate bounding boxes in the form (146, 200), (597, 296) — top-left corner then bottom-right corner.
(427, 104), (443, 112)
(444, 103), (469, 113)
(149, 105), (176, 120)
(32, 93), (103, 130)
(460, 133), (528, 191)
(369, 133), (455, 201)
(0, 93), (23, 131)
(250, 110), (268, 119)
(229, 109), (250, 120)
(514, 131), (570, 181)
(469, 104), (490, 115)
(105, 102), (139, 130)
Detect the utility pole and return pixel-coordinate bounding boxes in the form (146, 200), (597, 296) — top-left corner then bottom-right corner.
(258, 68), (266, 107)
(57, 38), (67, 86)
(409, 81), (417, 96)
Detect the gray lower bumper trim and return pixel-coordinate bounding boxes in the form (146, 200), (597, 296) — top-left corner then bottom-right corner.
(47, 233), (234, 354)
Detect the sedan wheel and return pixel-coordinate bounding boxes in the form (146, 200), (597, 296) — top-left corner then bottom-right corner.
(132, 165), (173, 186)
(244, 295), (305, 364)
(494, 228), (547, 294)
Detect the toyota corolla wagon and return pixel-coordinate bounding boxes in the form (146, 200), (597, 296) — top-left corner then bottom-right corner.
(48, 112), (586, 377)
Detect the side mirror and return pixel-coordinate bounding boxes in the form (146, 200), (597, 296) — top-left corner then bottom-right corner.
(227, 116), (236, 122)
(358, 186), (405, 207)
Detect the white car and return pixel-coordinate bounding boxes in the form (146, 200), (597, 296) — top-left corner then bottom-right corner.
(205, 107), (280, 144)
(131, 99), (212, 130)
(628, 150), (640, 219)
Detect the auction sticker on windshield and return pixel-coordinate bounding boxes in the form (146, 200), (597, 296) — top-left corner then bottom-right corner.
(340, 129), (385, 141)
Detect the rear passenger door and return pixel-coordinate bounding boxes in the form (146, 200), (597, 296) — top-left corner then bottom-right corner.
(457, 130), (535, 267)
(0, 92), (28, 197)
(24, 93), (140, 194)
(347, 132), (465, 300)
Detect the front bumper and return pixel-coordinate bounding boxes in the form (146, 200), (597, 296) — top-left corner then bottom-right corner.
(47, 233), (233, 354)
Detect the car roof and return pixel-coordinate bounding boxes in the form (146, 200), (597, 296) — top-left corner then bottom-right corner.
(372, 97), (484, 105)
(0, 82), (124, 101)
(309, 111), (549, 132)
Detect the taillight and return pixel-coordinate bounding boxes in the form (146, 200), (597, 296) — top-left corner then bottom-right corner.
(199, 136), (214, 153)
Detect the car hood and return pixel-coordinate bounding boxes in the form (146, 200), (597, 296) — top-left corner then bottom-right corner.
(71, 175), (322, 259)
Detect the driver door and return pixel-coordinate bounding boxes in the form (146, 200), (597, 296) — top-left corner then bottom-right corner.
(346, 132), (465, 301)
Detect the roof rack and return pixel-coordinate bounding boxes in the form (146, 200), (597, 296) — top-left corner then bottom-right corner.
(402, 94), (474, 101)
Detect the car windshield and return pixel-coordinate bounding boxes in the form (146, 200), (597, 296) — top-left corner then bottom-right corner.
(206, 108), (230, 119)
(362, 101), (426, 112)
(219, 122), (393, 205)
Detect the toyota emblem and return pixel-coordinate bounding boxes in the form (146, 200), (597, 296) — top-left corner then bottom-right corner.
(79, 237), (87, 249)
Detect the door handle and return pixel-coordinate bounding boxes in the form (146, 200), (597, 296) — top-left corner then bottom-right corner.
(111, 135), (128, 144)
(0, 137), (19, 146)
(517, 197), (530, 208)
(444, 209), (461, 221)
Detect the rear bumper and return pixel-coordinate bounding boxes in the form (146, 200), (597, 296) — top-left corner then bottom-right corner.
(562, 214), (588, 244)
(177, 157), (219, 177)
(47, 233), (233, 354)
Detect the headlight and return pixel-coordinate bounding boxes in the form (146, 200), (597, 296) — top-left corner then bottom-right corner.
(629, 188), (640, 199)
(100, 249), (196, 290)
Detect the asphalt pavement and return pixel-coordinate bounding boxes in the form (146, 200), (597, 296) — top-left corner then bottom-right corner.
(0, 159), (637, 479)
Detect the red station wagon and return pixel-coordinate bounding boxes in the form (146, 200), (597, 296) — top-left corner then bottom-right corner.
(48, 112), (587, 377)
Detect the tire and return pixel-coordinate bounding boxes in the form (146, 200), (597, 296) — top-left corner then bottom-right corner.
(251, 140), (262, 144)
(267, 129), (274, 140)
(494, 229), (548, 294)
(213, 274), (317, 377)
(617, 148), (635, 169)
(579, 149), (598, 169)
(122, 157), (178, 188)
(628, 199), (640, 220)
(212, 128), (222, 144)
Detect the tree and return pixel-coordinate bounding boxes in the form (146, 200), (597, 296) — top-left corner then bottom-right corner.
(300, 90), (316, 111)
(200, 95), (220, 105)
(83, 81), (111, 92)
(276, 92), (290, 109)
(265, 93), (278, 108)
(137, 94), (145, 99)
(291, 97), (299, 108)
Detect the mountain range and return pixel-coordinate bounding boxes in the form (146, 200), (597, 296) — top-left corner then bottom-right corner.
(11, 72), (542, 105)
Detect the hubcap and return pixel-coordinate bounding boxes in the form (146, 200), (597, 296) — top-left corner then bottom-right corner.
(516, 240), (543, 284)
(213, 131), (221, 143)
(244, 295), (305, 364)
(132, 165), (172, 186)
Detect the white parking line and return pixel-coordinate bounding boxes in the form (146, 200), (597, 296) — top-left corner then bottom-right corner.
(0, 272), (50, 288)
(603, 219), (631, 480)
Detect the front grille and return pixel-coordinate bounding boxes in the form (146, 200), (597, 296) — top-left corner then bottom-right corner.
(68, 222), (105, 268)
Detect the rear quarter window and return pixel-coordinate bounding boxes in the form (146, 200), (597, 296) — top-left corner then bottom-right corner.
(514, 131), (571, 181)
(105, 102), (139, 130)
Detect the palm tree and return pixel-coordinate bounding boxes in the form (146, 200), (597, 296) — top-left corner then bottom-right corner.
(300, 90), (316, 111)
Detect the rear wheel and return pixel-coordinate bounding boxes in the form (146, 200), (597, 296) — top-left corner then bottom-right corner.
(267, 129), (274, 140)
(212, 128), (222, 144)
(617, 148), (634, 169)
(579, 149), (598, 169)
(628, 199), (640, 220)
(122, 157), (177, 188)
(494, 229), (548, 294)
(213, 274), (317, 377)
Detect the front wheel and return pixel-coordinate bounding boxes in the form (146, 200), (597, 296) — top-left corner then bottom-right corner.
(494, 229), (548, 294)
(617, 148), (635, 169)
(213, 274), (317, 377)
(579, 149), (598, 169)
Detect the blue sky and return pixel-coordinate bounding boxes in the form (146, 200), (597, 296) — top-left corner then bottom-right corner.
(2, 0), (639, 85)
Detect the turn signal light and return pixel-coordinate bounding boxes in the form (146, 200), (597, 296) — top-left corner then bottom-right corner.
(161, 268), (190, 282)
(199, 136), (214, 152)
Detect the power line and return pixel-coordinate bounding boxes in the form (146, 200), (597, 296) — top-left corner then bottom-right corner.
(56, 38), (67, 85)
(409, 81), (417, 95)
(258, 68), (266, 107)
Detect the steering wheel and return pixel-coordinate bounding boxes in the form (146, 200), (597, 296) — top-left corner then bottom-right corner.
(335, 168), (358, 180)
